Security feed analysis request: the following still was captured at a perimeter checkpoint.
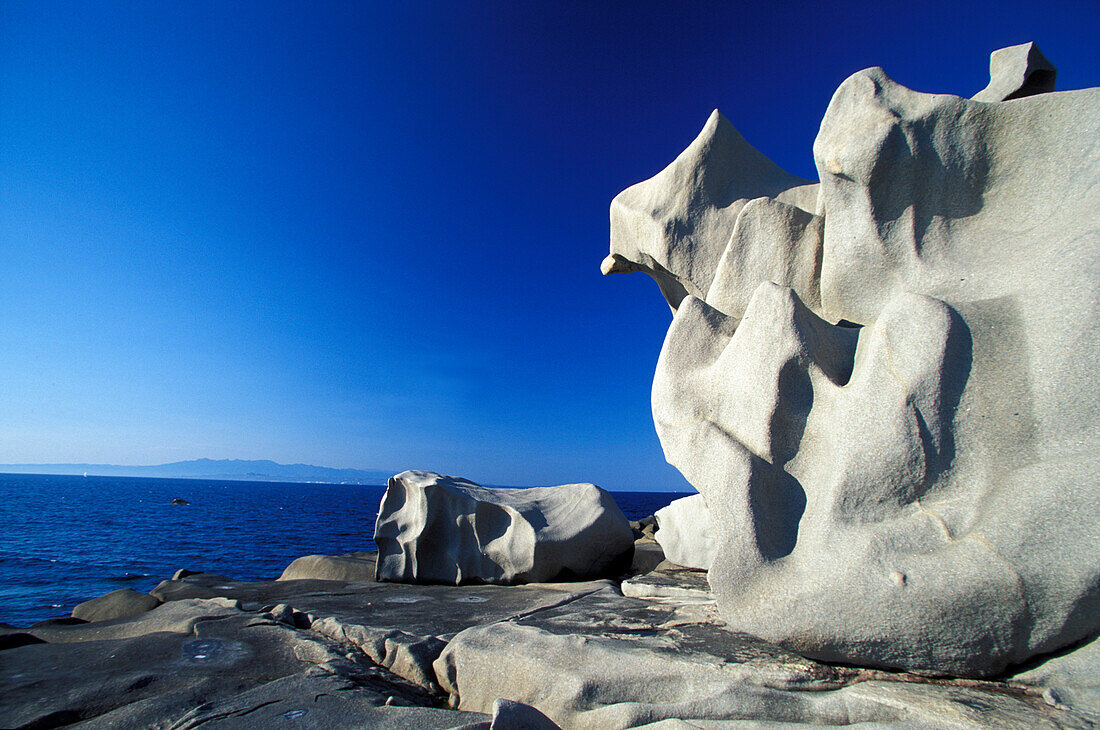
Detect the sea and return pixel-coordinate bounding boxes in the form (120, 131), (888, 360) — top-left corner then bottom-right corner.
(0, 473), (690, 628)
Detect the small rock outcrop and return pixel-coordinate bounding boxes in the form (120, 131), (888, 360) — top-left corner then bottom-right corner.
(654, 494), (718, 570)
(374, 471), (634, 585)
(972, 41), (1056, 102)
(604, 43), (1100, 677)
(71, 588), (161, 622)
(279, 551), (377, 582)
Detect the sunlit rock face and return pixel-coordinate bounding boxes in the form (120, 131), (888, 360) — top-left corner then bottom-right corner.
(374, 471), (634, 585)
(654, 493), (719, 570)
(605, 44), (1100, 677)
(603, 109), (819, 312)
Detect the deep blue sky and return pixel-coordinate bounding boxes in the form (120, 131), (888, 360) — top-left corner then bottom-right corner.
(1, 2), (1097, 490)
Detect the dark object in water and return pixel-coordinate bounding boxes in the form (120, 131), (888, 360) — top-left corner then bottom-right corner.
(170, 498), (190, 506)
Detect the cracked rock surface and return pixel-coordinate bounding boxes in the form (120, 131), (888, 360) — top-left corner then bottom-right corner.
(2, 552), (1097, 728)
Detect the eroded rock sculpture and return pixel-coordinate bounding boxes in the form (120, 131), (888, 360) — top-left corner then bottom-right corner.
(605, 44), (1100, 677)
(374, 470), (634, 585)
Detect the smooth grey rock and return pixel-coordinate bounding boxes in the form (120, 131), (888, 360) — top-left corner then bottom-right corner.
(607, 45), (1100, 678)
(132, 672), (491, 729)
(304, 580), (612, 691)
(630, 514), (658, 539)
(630, 537), (666, 574)
(488, 698), (561, 729)
(9, 559), (1096, 728)
(1, 595), (489, 730)
(279, 550), (377, 582)
(654, 493), (718, 570)
(171, 568), (203, 579)
(972, 41), (1056, 102)
(71, 587), (161, 622)
(0, 632), (45, 650)
(28, 597), (244, 644)
(375, 470), (634, 585)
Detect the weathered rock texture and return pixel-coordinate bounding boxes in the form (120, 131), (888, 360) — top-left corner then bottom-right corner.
(374, 470), (634, 585)
(654, 493), (718, 570)
(435, 583), (1089, 729)
(1, 595), (492, 729)
(604, 43), (1100, 677)
(7, 556), (1097, 728)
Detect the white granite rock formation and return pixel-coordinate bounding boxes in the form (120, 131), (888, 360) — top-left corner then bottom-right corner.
(603, 109), (819, 312)
(604, 44), (1100, 677)
(374, 470), (634, 585)
(653, 494), (718, 570)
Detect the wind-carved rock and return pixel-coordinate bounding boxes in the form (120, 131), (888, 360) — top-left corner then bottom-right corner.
(605, 43), (1100, 677)
(603, 110), (819, 312)
(374, 471), (634, 585)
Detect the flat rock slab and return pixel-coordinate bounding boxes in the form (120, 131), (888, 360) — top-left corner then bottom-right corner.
(0, 597), (490, 729)
(9, 568), (1096, 728)
(621, 561), (713, 603)
(436, 587), (1087, 729)
(89, 672), (491, 730)
(144, 570), (613, 692)
(151, 572), (355, 605)
(151, 571), (610, 640)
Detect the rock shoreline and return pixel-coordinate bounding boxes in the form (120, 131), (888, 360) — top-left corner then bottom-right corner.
(2, 540), (1096, 729)
(5, 41), (1099, 729)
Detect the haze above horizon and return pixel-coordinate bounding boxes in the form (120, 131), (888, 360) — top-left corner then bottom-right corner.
(2, 1), (1097, 491)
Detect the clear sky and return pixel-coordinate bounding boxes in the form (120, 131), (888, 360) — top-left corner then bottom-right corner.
(1, 2), (1097, 491)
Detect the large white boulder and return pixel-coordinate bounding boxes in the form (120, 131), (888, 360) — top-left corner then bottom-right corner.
(374, 470), (634, 585)
(653, 494), (718, 570)
(604, 44), (1100, 677)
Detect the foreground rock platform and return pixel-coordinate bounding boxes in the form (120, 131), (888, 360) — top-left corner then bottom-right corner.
(0, 596), (488, 729)
(3, 550), (1097, 728)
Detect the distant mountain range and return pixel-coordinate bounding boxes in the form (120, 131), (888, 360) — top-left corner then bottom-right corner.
(0, 458), (395, 485)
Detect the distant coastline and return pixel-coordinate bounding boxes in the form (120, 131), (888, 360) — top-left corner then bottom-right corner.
(0, 458), (395, 485)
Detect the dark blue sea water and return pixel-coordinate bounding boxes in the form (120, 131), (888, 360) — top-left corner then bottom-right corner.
(0, 473), (689, 627)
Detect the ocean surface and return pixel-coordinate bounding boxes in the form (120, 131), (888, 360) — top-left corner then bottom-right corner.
(0, 473), (690, 627)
